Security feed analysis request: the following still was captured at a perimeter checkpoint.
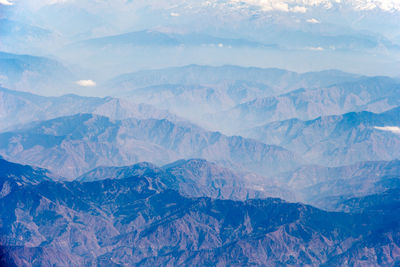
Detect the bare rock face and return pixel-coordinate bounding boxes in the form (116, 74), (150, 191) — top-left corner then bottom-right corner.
(1, 159), (400, 266)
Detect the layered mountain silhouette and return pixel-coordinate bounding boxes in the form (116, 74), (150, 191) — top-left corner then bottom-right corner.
(213, 76), (400, 132)
(273, 159), (400, 209)
(0, 87), (179, 131)
(0, 113), (301, 178)
(106, 64), (362, 95)
(243, 107), (400, 166)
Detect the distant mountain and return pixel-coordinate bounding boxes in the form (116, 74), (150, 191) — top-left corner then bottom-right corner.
(1, 159), (400, 266)
(273, 159), (400, 210)
(0, 52), (75, 95)
(0, 87), (179, 131)
(116, 82), (275, 124)
(243, 107), (400, 166)
(74, 30), (270, 49)
(103, 65), (364, 126)
(78, 159), (294, 201)
(0, 19), (57, 54)
(0, 114), (302, 178)
(214, 76), (400, 132)
(106, 64), (363, 94)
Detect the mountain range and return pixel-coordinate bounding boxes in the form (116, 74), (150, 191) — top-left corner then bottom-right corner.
(0, 87), (179, 131)
(0, 113), (301, 178)
(2, 0), (400, 265)
(0, 52), (75, 95)
(211, 76), (400, 132)
(242, 107), (400, 167)
(103, 65), (367, 126)
(106, 64), (363, 95)
(272, 159), (400, 210)
(1, 158), (400, 266)
(77, 158), (294, 201)
(73, 30), (271, 49)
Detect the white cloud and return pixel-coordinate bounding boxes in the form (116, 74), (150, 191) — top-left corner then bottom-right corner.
(307, 46), (324, 51)
(170, 12), (180, 17)
(0, 0), (13, 5)
(374, 126), (400, 134)
(76, 80), (96, 87)
(307, 18), (320, 23)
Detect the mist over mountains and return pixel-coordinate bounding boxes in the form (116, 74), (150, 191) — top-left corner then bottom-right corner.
(2, 0), (400, 266)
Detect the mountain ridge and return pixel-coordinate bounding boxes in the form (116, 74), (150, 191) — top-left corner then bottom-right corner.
(0, 113), (302, 178)
(1, 158), (400, 266)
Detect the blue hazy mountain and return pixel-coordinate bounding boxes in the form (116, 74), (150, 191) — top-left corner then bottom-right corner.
(242, 107), (400, 166)
(1, 158), (400, 266)
(212, 76), (400, 132)
(0, 87), (179, 131)
(0, 52), (75, 95)
(106, 64), (363, 94)
(0, 19), (56, 54)
(78, 158), (294, 201)
(73, 30), (271, 49)
(273, 159), (400, 210)
(2, 0), (400, 265)
(103, 65), (364, 124)
(0, 113), (301, 178)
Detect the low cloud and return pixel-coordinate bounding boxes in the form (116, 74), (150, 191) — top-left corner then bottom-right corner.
(374, 126), (400, 134)
(307, 18), (320, 23)
(0, 0), (14, 5)
(76, 80), (96, 87)
(170, 12), (180, 17)
(306, 46), (324, 51)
